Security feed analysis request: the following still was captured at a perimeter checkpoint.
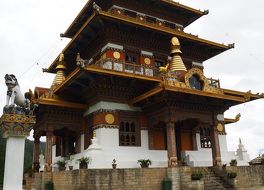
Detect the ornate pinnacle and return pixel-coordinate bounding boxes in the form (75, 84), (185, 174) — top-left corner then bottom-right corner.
(51, 53), (67, 88)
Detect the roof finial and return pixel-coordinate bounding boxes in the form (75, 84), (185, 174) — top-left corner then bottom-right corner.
(51, 53), (67, 88)
(167, 37), (187, 81)
(239, 138), (242, 144)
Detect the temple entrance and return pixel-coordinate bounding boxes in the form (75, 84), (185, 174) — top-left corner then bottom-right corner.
(152, 122), (167, 150)
(175, 119), (200, 162)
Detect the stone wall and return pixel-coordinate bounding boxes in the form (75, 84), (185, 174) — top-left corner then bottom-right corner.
(26, 166), (264, 190)
(53, 168), (168, 190)
(227, 166), (264, 190)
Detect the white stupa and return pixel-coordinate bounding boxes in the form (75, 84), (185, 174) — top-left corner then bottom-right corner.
(236, 138), (250, 165)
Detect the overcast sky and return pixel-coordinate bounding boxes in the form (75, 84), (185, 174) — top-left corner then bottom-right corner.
(0, 0), (263, 158)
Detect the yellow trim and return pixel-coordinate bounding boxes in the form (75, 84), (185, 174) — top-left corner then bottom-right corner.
(223, 88), (264, 99)
(164, 85), (246, 102)
(53, 68), (81, 93)
(129, 85), (164, 105)
(34, 98), (87, 109)
(47, 10), (229, 72)
(99, 11), (229, 49)
(83, 66), (162, 82)
(224, 114), (241, 124)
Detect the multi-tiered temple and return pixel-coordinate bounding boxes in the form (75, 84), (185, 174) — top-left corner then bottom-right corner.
(32, 0), (263, 171)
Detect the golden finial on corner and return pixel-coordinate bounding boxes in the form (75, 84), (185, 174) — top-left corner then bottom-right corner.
(93, 130), (96, 138)
(59, 53), (64, 62)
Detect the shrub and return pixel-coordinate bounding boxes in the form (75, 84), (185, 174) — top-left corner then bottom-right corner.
(138, 159), (152, 168)
(230, 159), (237, 166)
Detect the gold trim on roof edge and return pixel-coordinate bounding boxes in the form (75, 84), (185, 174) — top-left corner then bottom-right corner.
(47, 10), (230, 73)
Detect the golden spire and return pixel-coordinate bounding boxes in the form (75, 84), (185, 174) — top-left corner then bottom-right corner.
(168, 37), (187, 72)
(51, 53), (67, 88)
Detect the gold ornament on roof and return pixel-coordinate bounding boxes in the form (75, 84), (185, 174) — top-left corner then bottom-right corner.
(169, 37), (186, 72)
(51, 53), (67, 88)
(171, 37), (180, 46)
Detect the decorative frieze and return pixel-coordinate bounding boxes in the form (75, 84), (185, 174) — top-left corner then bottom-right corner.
(93, 124), (119, 130)
(0, 113), (35, 138)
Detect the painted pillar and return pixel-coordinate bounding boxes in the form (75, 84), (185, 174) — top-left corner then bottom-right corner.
(166, 122), (178, 167)
(211, 126), (222, 166)
(45, 127), (53, 172)
(0, 113), (35, 190)
(33, 135), (40, 172)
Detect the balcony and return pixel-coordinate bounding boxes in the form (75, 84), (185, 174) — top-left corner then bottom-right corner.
(108, 7), (184, 32)
(89, 58), (160, 79)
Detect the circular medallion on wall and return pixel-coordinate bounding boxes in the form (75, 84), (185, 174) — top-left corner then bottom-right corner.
(144, 57), (151, 65)
(217, 123), (224, 132)
(113, 51), (121, 59)
(105, 114), (115, 124)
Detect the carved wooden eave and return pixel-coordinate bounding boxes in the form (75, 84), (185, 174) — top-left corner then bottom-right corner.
(129, 85), (164, 105)
(62, 0), (206, 39)
(33, 98), (87, 110)
(130, 83), (263, 105)
(53, 63), (161, 94)
(46, 9), (230, 73)
(224, 113), (241, 125)
(98, 11), (230, 49)
(53, 67), (82, 93)
(33, 86), (87, 110)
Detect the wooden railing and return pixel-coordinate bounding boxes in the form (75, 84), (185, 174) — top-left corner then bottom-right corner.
(92, 58), (160, 78)
(207, 77), (221, 88)
(108, 7), (184, 32)
(85, 58), (221, 88)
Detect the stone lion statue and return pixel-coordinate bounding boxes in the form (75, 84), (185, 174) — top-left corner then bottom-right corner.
(5, 74), (31, 110)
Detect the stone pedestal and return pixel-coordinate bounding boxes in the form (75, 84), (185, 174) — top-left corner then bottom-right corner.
(0, 113), (35, 190)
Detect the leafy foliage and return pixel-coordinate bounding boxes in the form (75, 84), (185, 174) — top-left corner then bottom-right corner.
(138, 159), (152, 168)
(77, 157), (91, 164)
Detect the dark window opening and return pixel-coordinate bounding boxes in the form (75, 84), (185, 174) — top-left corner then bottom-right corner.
(200, 128), (211, 148)
(119, 121), (139, 146)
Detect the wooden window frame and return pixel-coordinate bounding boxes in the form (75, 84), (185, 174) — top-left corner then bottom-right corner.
(119, 111), (141, 147)
(200, 127), (212, 148)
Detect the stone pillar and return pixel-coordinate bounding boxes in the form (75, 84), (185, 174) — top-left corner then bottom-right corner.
(211, 126), (222, 166)
(45, 127), (53, 172)
(33, 135), (40, 172)
(0, 113), (35, 190)
(166, 122), (178, 167)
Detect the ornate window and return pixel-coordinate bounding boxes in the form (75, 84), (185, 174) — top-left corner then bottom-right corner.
(200, 128), (211, 148)
(119, 121), (139, 146)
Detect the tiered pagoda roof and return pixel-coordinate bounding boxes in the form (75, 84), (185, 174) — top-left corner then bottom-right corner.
(34, 1), (263, 114)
